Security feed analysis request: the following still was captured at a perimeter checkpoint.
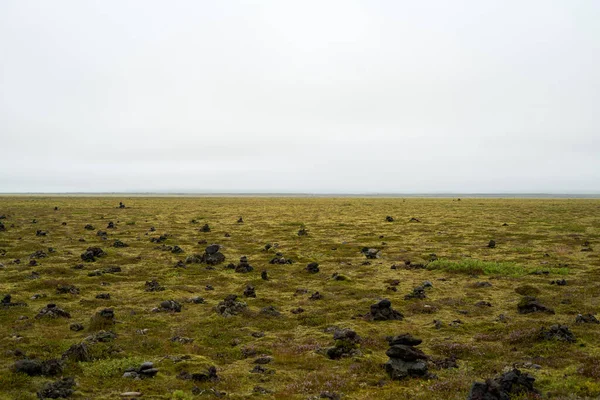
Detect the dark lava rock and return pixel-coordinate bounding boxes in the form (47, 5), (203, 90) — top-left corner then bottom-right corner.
(309, 291), (323, 301)
(145, 280), (165, 292)
(235, 256), (254, 273)
(385, 216), (394, 222)
(260, 306), (281, 317)
(306, 262), (320, 273)
(405, 286), (427, 300)
(475, 301), (492, 307)
(113, 239), (128, 248)
(185, 254), (203, 264)
(384, 334), (429, 380)
(80, 247), (106, 262)
(1, 294), (27, 307)
(69, 323), (84, 331)
(243, 285), (256, 298)
(215, 295), (247, 317)
(157, 300), (182, 313)
(550, 279), (567, 286)
(95, 293), (110, 299)
(361, 247), (380, 259)
(326, 328), (362, 360)
(291, 307), (304, 314)
(298, 227), (308, 236)
(37, 377), (76, 399)
(177, 366), (218, 382)
(366, 299), (404, 321)
(387, 334), (422, 347)
(409, 217), (421, 222)
(270, 253), (293, 264)
(107, 221), (115, 229)
(538, 324), (576, 343)
(85, 330), (117, 343)
(36, 304), (71, 319)
(467, 368), (539, 400)
(488, 240), (496, 248)
(12, 359), (63, 377)
(36, 230), (48, 236)
(200, 224), (211, 232)
(61, 343), (91, 362)
(96, 230), (107, 238)
(237, 217), (244, 223)
(84, 224), (95, 230)
(261, 270), (269, 280)
(254, 356), (273, 364)
(123, 361), (158, 379)
(575, 313), (599, 324)
(517, 296), (554, 314)
(150, 234), (168, 243)
(30, 250), (48, 259)
(170, 245), (184, 254)
(56, 285), (79, 295)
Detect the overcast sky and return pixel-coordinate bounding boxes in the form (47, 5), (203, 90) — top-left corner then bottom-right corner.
(1, 1), (599, 193)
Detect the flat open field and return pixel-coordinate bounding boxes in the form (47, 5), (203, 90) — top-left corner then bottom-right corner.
(0, 197), (599, 399)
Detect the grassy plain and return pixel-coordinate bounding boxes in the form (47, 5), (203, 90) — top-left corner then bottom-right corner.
(0, 196), (599, 399)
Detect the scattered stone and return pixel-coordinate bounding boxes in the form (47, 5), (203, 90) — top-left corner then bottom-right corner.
(575, 313), (599, 324)
(404, 286), (426, 300)
(178, 366), (219, 382)
(81, 247), (106, 262)
(144, 280), (165, 292)
(36, 304), (71, 319)
(517, 296), (554, 314)
(385, 216), (394, 222)
(309, 291), (323, 300)
(235, 256), (254, 272)
(538, 325), (576, 343)
(95, 293), (110, 299)
(270, 253), (293, 264)
(118, 202), (126, 209)
(260, 306), (281, 317)
(123, 361), (158, 379)
(243, 285), (256, 298)
(1, 294), (27, 307)
(291, 307), (304, 314)
(30, 250), (48, 259)
(298, 227), (308, 236)
(361, 247), (380, 259)
(56, 285), (79, 295)
(171, 336), (194, 344)
(107, 221), (115, 229)
(326, 328), (362, 359)
(365, 299), (404, 321)
(474, 281), (492, 288)
(216, 295), (247, 317)
(150, 234), (168, 243)
(97, 230), (108, 239)
(306, 262), (320, 273)
(261, 270), (269, 280)
(467, 368), (539, 400)
(205, 285), (214, 291)
(85, 330), (117, 343)
(36, 230), (48, 236)
(409, 217), (421, 223)
(61, 343), (91, 362)
(551, 279), (567, 286)
(12, 358), (63, 376)
(488, 240), (496, 248)
(84, 224), (95, 230)
(475, 301), (492, 307)
(155, 300), (182, 313)
(384, 334), (429, 380)
(37, 377), (76, 399)
(187, 296), (204, 304)
(200, 224), (211, 232)
(237, 217), (244, 223)
(171, 245), (184, 254)
(113, 239), (128, 248)
(70, 323), (84, 331)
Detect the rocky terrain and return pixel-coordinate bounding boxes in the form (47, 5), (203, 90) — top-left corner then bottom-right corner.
(0, 197), (598, 399)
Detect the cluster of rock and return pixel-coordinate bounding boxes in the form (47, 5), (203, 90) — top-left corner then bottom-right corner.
(517, 296), (554, 314)
(467, 369), (539, 400)
(538, 324), (576, 342)
(80, 247), (106, 262)
(216, 295), (247, 317)
(384, 334), (430, 380)
(576, 313), (599, 324)
(270, 253), (293, 264)
(306, 262), (319, 273)
(37, 377), (76, 399)
(232, 256), (253, 273)
(326, 328), (362, 359)
(1, 294), (27, 307)
(365, 299), (403, 321)
(36, 304), (71, 319)
(154, 300), (182, 313)
(361, 247), (380, 259)
(123, 362), (158, 379)
(12, 358), (64, 377)
(185, 244), (226, 266)
(145, 280), (165, 292)
(177, 366), (219, 382)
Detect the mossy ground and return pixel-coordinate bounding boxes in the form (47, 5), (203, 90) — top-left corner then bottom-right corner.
(0, 197), (599, 399)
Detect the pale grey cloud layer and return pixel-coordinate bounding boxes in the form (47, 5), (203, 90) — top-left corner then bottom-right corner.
(1, 1), (599, 193)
